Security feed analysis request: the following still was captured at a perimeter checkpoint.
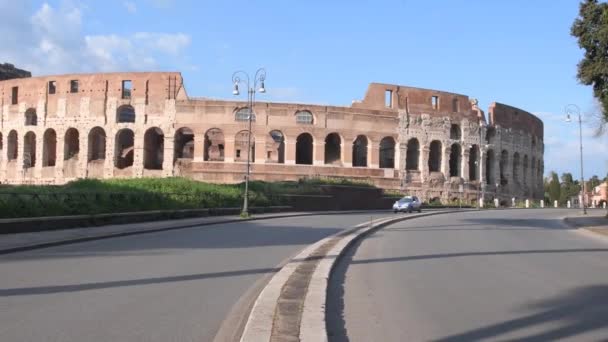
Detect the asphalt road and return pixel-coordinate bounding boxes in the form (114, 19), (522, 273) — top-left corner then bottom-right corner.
(328, 209), (608, 342)
(0, 212), (388, 342)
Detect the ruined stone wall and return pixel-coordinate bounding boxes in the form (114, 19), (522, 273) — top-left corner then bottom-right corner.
(0, 72), (544, 203)
(0, 63), (31, 81)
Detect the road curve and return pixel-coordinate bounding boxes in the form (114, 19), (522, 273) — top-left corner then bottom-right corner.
(0, 212), (389, 342)
(327, 209), (608, 342)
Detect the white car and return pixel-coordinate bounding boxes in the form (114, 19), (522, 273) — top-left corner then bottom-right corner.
(393, 196), (422, 213)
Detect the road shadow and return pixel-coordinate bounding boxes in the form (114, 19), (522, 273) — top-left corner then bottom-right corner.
(435, 284), (608, 341)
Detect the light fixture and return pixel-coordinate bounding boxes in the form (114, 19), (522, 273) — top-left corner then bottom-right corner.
(259, 81), (266, 93)
(233, 83), (239, 96)
(565, 114), (572, 122)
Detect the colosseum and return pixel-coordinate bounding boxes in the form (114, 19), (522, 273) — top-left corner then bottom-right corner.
(0, 71), (544, 204)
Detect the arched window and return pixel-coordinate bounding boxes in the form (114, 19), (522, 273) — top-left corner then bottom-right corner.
(295, 110), (313, 124)
(25, 108), (37, 126)
(23, 132), (36, 168)
(468, 145), (479, 181)
(512, 152), (520, 185)
(88, 127), (106, 162)
(204, 128), (225, 161)
(43, 129), (57, 167)
(144, 127), (164, 170)
(500, 150), (509, 185)
(428, 140), (442, 172)
(523, 155), (529, 187)
(296, 133), (313, 165)
(7, 130), (18, 161)
(379, 137), (395, 169)
(64, 128), (80, 160)
(450, 124), (461, 140)
(117, 105), (135, 123)
(486, 149), (495, 185)
(352, 135), (368, 167)
(325, 133), (341, 165)
(449, 143), (461, 177)
(406, 138), (420, 170)
(267, 130), (285, 163)
(235, 107), (255, 122)
(115, 129), (134, 169)
(174, 127), (194, 161)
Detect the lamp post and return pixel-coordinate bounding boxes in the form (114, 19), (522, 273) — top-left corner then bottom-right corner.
(565, 104), (587, 215)
(232, 68), (266, 216)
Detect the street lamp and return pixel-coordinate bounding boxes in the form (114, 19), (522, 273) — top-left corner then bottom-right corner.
(232, 68), (266, 217)
(565, 104), (587, 215)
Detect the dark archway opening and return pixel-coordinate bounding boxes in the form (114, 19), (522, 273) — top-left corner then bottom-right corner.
(352, 135), (368, 167)
(428, 140), (442, 172)
(296, 133), (313, 165)
(325, 133), (341, 165)
(379, 137), (395, 169)
(144, 127), (164, 170)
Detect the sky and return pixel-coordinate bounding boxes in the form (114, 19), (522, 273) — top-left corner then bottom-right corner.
(1, 0), (606, 180)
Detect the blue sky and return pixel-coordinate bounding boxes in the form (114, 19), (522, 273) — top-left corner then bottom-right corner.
(1, 0), (606, 180)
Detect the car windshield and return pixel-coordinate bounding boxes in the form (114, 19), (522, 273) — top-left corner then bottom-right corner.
(399, 197), (413, 203)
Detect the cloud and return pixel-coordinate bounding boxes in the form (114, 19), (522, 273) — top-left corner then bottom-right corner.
(0, 2), (193, 75)
(124, 1), (137, 13)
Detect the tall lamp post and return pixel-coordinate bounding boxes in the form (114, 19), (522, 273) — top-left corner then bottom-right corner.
(565, 104), (587, 215)
(232, 68), (266, 216)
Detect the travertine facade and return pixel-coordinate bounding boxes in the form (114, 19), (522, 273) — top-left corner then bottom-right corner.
(0, 71), (544, 203)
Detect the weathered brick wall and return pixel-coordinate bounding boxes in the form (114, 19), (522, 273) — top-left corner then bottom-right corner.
(0, 63), (31, 81)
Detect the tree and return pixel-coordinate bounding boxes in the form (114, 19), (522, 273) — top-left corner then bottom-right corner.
(548, 172), (561, 204)
(587, 174), (602, 190)
(571, 0), (608, 122)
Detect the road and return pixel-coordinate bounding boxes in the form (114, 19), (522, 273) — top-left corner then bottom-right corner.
(0, 212), (387, 342)
(327, 209), (608, 342)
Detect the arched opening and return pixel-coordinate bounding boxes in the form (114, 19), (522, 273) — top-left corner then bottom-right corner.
(295, 110), (314, 124)
(500, 150), (509, 185)
(115, 129), (134, 169)
(486, 149), (495, 185)
(144, 127), (164, 170)
(23, 131), (36, 168)
(485, 127), (496, 144)
(512, 152), (520, 185)
(296, 133), (313, 165)
(449, 143), (461, 177)
(88, 127), (106, 162)
(267, 130), (285, 163)
(523, 155), (529, 187)
(450, 124), (461, 140)
(428, 140), (442, 172)
(174, 127), (194, 161)
(25, 108), (37, 126)
(406, 138), (420, 170)
(324, 133), (341, 165)
(468, 144), (479, 180)
(537, 160), (542, 182)
(204, 128), (225, 161)
(235, 130), (254, 163)
(379, 137), (395, 168)
(0, 133), (3, 160)
(531, 157), (536, 188)
(43, 129), (57, 167)
(7, 130), (18, 161)
(352, 135), (368, 167)
(117, 105), (136, 123)
(235, 107), (255, 122)
(64, 128), (80, 160)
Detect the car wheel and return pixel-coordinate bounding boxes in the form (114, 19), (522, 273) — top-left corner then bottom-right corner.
(393, 210), (398, 213)
(408, 208), (412, 213)
(418, 208), (422, 213)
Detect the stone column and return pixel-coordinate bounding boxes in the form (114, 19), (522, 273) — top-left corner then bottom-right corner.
(133, 129), (144, 177)
(479, 149), (486, 186)
(420, 146), (429, 183)
(55, 130), (65, 180)
(224, 137), (235, 163)
(285, 139), (296, 165)
(394, 140), (401, 171)
(104, 129), (115, 179)
(79, 131), (89, 179)
(0, 132), (6, 182)
(162, 134), (174, 177)
(442, 145), (451, 178)
(193, 133), (205, 162)
(34, 130), (43, 180)
(254, 135), (265, 164)
(343, 140), (353, 167)
(369, 140), (379, 168)
(462, 148), (470, 181)
(313, 141), (324, 166)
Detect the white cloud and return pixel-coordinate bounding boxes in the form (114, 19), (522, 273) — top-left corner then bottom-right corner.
(124, 1), (137, 13)
(0, 2), (193, 75)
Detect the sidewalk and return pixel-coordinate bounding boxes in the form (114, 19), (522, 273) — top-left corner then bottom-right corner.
(0, 210), (389, 255)
(564, 211), (608, 237)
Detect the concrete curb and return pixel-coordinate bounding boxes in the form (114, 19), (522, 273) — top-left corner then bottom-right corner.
(239, 209), (476, 342)
(0, 209), (392, 255)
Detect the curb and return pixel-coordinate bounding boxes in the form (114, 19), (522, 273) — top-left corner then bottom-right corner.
(239, 209), (476, 341)
(0, 210), (392, 255)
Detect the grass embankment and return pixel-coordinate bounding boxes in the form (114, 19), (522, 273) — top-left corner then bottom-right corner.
(0, 177), (375, 218)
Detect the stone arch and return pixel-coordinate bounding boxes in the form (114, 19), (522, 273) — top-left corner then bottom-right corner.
(379, 136), (395, 169)
(295, 110), (314, 124)
(486, 149), (496, 185)
(406, 138), (420, 170)
(23, 131), (36, 168)
(25, 108), (37, 126)
(204, 128), (225, 161)
(352, 135), (368, 167)
(500, 150), (509, 185)
(537, 160), (542, 181)
(117, 105), (136, 123)
(144, 127), (164, 170)
(174, 127), (194, 161)
(531, 156), (537, 188)
(88, 127), (106, 162)
(64, 128), (80, 160)
(115, 129), (134, 169)
(296, 132), (313, 165)
(523, 154), (529, 187)
(267, 130), (285, 163)
(486, 127), (496, 144)
(449, 143), (461, 177)
(450, 124), (461, 140)
(235, 107), (255, 122)
(7, 130), (18, 161)
(235, 130), (254, 162)
(43, 129), (57, 167)
(468, 144), (479, 181)
(512, 152), (520, 184)
(324, 133), (341, 165)
(428, 140), (442, 172)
